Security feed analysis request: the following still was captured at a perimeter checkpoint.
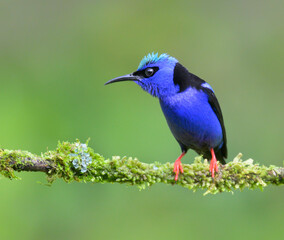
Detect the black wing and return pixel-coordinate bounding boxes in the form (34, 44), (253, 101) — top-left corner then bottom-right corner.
(202, 87), (227, 161)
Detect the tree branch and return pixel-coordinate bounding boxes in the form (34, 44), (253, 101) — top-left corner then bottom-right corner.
(0, 140), (283, 195)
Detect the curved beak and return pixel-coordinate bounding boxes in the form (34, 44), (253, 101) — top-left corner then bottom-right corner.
(104, 74), (141, 86)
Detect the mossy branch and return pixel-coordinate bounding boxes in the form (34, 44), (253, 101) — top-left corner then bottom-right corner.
(0, 140), (283, 195)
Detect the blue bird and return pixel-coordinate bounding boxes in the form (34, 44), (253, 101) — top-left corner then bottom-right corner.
(105, 53), (227, 180)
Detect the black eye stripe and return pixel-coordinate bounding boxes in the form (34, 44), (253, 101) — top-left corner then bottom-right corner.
(133, 67), (159, 78)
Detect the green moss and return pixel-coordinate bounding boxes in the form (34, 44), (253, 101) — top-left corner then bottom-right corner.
(0, 149), (34, 179)
(0, 141), (283, 194)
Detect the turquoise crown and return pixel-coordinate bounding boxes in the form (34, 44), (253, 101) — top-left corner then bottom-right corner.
(137, 52), (174, 70)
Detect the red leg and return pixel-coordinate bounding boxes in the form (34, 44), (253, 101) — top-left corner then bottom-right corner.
(173, 151), (186, 181)
(209, 148), (219, 178)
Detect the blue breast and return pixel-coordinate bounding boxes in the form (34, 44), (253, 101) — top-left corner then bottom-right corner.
(159, 87), (223, 152)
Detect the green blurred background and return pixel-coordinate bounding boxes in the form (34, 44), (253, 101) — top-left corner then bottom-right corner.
(0, 1), (283, 239)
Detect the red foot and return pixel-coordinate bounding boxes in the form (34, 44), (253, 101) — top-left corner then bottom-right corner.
(173, 151), (186, 181)
(209, 148), (219, 178)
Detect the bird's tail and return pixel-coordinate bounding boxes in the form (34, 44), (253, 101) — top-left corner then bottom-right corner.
(214, 148), (226, 164)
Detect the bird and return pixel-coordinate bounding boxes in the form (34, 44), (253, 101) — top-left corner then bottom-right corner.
(105, 53), (227, 181)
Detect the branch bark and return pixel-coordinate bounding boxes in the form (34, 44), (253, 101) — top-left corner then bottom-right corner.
(0, 141), (283, 195)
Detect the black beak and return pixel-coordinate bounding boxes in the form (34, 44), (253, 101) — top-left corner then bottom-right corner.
(104, 74), (141, 86)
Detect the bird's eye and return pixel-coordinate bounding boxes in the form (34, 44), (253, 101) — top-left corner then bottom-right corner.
(145, 68), (155, 77)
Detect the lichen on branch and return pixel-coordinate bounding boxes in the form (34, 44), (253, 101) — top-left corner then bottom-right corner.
(0, 140), (283, 195)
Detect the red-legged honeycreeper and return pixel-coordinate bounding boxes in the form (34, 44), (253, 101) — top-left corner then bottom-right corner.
(105, 53), (227, 181)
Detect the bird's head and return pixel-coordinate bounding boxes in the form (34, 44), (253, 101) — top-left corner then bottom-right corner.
(105, 53), (182, 98)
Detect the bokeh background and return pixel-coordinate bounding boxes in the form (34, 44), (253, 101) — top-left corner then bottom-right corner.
(0, 1), (283, 239)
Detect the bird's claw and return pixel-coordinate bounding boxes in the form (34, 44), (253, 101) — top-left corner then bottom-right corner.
(173, 159), (184, 181)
